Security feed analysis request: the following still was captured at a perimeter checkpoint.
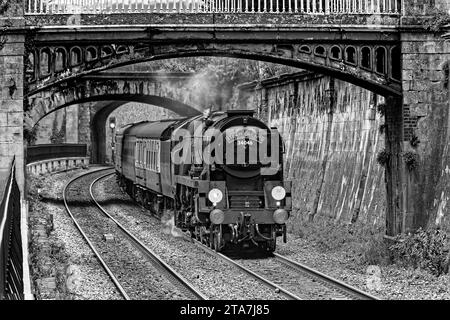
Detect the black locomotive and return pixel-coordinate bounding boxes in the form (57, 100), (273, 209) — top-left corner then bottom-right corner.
(115, 110), (291, 252)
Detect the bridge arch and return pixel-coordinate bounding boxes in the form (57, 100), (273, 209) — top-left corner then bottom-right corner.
(98, 49), (401, 96)
(26, 26), (402, 102)
(29, 94), (200, 129)
(30, 95), (200, 164)
(27, 71), (203, 129)
(90, 100), (189, 164)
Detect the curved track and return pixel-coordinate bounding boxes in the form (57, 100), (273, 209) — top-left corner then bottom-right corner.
(63, 167), (129, 299)
(89, 170), (379, 300)
(273, 253), (379, 300)
(63, 168), (207, 300)
(189, 236), (379, 300)
(190, 241), (303, 300)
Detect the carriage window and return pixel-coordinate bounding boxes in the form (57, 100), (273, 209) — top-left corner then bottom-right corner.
(156, 141), (160, 172)
(152, 140), (156, 171)
(143, 141), (147, 167)
(148, 140), (152, 171)
(138, 141), (141, 166)
(135, 142), (138, 165)
(140, 141), (143, 166)
(149, 140), (152, 170)
(144, 139), (160, 172)
(146, 141), (150, 168)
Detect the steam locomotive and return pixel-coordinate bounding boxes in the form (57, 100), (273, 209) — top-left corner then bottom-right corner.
(114, 110), (291, 252)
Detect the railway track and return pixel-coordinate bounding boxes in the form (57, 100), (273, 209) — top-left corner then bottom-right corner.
(63, 168), (207, 300)
(189, 237), (379, 300)
(273, 253), (379, 300)
(189, 241), (303, 300)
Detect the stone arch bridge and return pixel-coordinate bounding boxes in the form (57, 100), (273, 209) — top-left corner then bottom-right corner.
(26, 71), (203, 129)
(0, 0), (449, 236)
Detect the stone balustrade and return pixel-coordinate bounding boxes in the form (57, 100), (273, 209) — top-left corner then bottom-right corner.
(26, 157), (89, 175)
(25, 0), (401, 15)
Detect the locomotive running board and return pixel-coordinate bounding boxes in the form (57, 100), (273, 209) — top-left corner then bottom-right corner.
(174, 175), (207, 189)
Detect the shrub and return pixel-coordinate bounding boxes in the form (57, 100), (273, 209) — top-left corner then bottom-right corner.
(376, 149), (390, 167)
(409, 134), (420, 148)
(377, 103), (386, 116)
(0, 1), (9, 14)
(360, 236), (391, 266)
(402, 151), (419, 171)
(294, 218), (390, 265)
(389, 228), (450, 276)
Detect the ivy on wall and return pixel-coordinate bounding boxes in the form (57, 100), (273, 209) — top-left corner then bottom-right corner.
(50, 111), (67, 144)
(402, 151), (419, 171)
(406, 6), (450, 32)
(0, 0), (9, 14)
(376, 149), (391, 167)
(423, 8), (450, 32)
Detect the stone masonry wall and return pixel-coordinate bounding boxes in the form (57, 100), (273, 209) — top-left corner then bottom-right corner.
(239, 73), (386, 227)
(0, 3), (25, 192)
(401, 31), (450, 231)
(34, 104), (81, 145)
(33, 101), (177, 163)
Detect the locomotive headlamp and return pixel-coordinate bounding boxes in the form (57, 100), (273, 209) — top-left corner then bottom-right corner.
(273, 209), (289, 224)
(271, 186), (286, 201)
(208, 188), (223, 205)
(210, 209), (224, 225)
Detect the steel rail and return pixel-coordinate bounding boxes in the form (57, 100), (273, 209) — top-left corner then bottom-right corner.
(273, 252), (380, 300)
(96, 171), (376, 300)
(63, 167), (130, 300)
(183, 234), (303, 300)
(97, 173), (299, 299)
(90, 172), (207, 301)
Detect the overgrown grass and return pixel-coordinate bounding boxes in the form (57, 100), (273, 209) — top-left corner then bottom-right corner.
(289, 216), (450, 276)
(390, 228), (450, 276)
(27, 173), (73, 299)
(290, 217), (390, 266)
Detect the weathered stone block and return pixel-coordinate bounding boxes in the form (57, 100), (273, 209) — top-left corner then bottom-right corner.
(7, 111), (23, 127)
(0, 41), (25, 55)
(0, 100), (23, 112)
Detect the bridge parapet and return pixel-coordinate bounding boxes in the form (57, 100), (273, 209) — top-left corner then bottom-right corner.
(26, 143), (89, 175)
(26, 157), (89, 175)
(25, 0), (401, 15)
